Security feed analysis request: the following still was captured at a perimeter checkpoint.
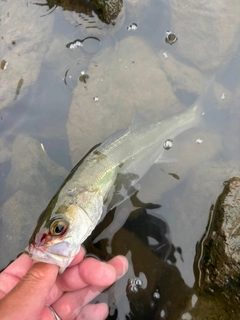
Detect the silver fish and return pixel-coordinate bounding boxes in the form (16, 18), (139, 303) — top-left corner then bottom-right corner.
(25, 100), (204, 272)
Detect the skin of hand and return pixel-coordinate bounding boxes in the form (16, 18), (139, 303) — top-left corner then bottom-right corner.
(0, 247), (128, 320)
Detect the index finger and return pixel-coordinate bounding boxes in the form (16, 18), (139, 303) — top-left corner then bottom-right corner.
(46, 258), (116, 306)
(68, 247), (85, 268)
(1, 254), (34, 279)
(0, 254), (35, 297)
(58, 257), (118, 291)
(46, 255), (128, 306)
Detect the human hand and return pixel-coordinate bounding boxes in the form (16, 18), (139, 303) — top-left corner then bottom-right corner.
(0, 247), (128, 320)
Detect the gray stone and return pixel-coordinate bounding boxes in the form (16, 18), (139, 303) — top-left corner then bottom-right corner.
(169, 0), (240, 71)
(0, 138), (12, 164)
(62, 0), (125, 36)
(159, 52), (207, 99)
(0, 1), (54, 110)
(199, 177), (240, 302)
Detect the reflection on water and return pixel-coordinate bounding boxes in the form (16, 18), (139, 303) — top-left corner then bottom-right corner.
(84, 204), (192, 319)
(1, 0), (240, 318)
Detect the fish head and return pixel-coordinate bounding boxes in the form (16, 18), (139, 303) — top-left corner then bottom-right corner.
(25, 203), (94, 272)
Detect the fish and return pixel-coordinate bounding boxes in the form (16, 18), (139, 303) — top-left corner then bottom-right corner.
(25, 98), (205, 273)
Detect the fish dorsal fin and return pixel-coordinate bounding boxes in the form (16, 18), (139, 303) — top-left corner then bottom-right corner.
(97, 128), (128, 151)
(98, 110), (151, 152)
(130, 108), (150, 127)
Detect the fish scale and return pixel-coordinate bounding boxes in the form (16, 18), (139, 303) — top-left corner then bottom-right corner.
(25, 98), (204, 271)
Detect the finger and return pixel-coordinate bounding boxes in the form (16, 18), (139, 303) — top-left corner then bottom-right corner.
(61, 255), (128, 292)
(0, 254), (34, 298)
(46, 248), (86, 305)
(1, 254), (34, 279)
(59, 257), (117, 291)
(39, 302), (108, 320)
(105, 255), (128, 280)
(0, 262), (58, 320)
(77, 303), (109, 320)
(68, 247), (85, 268)
(46, 257), (116, 306)
(51, 256), (128, 320)
(52, 285), (108, 320)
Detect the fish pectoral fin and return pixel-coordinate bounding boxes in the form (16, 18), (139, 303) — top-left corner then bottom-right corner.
(107, 185), (141, 211)
(106, 172), (140, 211)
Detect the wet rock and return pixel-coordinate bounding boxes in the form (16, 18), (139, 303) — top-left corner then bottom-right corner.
(67, 36), (181, 164)
(61, 0), (125, 36)
(92, 0), (123, 25)
(198, 177), (240, 302)
(0, 1), (54, 110)
(4, 134), (68, 199)
(169, 0), (240, 71)
(42, 0), (123, 27)
(161, 161), (239, 288)
(182, 290), (240, 320)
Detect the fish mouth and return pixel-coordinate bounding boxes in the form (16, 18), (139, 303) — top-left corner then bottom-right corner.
(24, 244), (73, 269)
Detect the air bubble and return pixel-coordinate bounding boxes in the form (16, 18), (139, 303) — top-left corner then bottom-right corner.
(160, 309), (166, 317)
(165, 31), (178, 45)
(196, 138), (203, 144)
(153, 291), (160, 299)
(132, 286), (138, 293)
(67, 40), (83, 49)
(135, 278), (143, 287)
(127, 277), (143, 293)
(127, 23), (138, 31)
(163, 139), (173, 150)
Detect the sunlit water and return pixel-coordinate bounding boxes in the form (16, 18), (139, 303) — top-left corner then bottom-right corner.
(1, 0), (240, 319)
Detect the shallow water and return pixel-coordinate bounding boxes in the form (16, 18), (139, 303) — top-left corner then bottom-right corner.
(1, 0), (240, 318)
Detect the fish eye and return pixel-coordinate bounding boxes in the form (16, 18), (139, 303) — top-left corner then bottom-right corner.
(50, 219), (68, 236)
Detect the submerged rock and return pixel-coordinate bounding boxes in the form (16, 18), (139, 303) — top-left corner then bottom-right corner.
(0, 1), (54, 110)
(0, 191), (45, 270)
(92, 0), (123, 25)
(198, 177), (240, 302)
(67, 36), (180, 165)
(169, 0), (240, 71)
(0, 134), (68, 270)
(0, 138), (12, 164)
(50, 0), (125, 36)
(4, 134), (67, 199)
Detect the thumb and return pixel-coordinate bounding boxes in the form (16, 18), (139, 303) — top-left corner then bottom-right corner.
(0, 262), (59, 320)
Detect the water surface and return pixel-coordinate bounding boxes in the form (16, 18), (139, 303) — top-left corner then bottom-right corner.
(0, 0), (240, 318)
